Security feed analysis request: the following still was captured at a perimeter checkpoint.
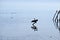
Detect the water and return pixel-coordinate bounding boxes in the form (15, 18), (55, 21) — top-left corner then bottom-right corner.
(0, 1), (60, 40)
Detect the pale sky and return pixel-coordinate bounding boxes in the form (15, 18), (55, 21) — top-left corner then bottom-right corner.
(0, 0), (60, 2)
(0, 0), (60, 13)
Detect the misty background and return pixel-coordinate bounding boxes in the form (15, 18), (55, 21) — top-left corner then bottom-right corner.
(0, 0), (60, 40)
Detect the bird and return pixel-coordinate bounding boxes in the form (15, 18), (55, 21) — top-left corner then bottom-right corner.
(31, 18), (38, 23)
(31, 18), (38, 31)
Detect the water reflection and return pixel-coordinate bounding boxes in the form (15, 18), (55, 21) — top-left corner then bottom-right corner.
(53, 10), (60, 32)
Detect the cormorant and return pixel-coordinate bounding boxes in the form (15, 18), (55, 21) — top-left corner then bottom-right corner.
(31, 18), (38, 23)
